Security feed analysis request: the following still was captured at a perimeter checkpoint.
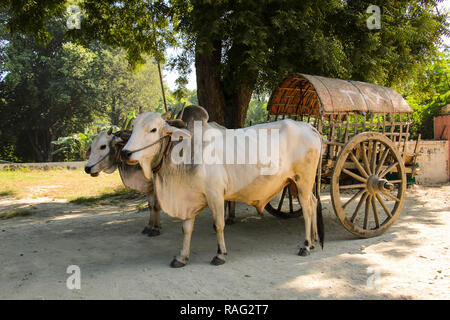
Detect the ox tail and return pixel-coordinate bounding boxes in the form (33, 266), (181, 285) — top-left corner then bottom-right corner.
(317, 195), (324, 249)
(316, 131), (324, 249)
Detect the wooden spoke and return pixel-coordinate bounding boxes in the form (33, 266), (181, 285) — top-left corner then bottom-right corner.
(288, 186), (293, 213)
(339, 183), (367, 190)
(331, 132), (406, 238)
(343, 189), (366, 209)
(380, 189), (401, 202)
(375, 146), (390, 175)
(370, 140), (377, 174)
(360, 142), (372, 175)
(265, 183), (303, 219)
(350, 192), (369, 223)
(342, 168), (367, 183)
(379, 162), (399, 178)
(277, 187), (287, 212)
(363, 195), (371, 229)
(371, 195), (380, 228)
(375, 193), (392, 218)
(349, 152), (369, 178)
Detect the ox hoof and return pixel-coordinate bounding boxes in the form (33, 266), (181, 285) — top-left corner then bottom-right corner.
(298, 248), (310, 257)
(210, 256), (226, 266)
(225, 218), (235, 225)
(170, 258), (187, 268)
(142, 226), (161, 237)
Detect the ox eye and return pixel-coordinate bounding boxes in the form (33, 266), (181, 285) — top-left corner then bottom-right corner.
(150, 128), (157, 133)
(100, 145), (106, 150)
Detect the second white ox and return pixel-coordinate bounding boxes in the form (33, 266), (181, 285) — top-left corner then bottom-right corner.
(122, 112), (323, 267)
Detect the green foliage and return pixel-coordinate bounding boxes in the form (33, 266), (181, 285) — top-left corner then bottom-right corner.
(0, 15), (105, 162)
(0, 10), (164, 162)
(245, 97), (268, 127)
(170, 0), (448, 91)
(0, 0), (67, 42)
(1, 1), (448, 135)
(92, 46), (163, 126)
(51, 122), (118, 161)
(402, 51), (450, 139)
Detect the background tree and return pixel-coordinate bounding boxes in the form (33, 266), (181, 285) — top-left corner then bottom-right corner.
(0, 13), (163, 162)
(0, 16), (103, 162)
(171, 0), (447, 128)
(93, 47), (162, 126)
(1, 0), (448, 129)
(402, 51), (450, 139)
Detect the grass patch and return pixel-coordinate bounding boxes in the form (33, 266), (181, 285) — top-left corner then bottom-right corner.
(0, 168), (124, 199)
(136, 203), (148, 212)
(0, 189), (16, 197)
(0, 209), (33, 219)
(69, 187), (142, 205)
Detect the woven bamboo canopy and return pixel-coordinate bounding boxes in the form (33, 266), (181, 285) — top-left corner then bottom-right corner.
(267, 73), (413, 116)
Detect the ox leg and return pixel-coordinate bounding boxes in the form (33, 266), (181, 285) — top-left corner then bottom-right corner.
(170, 217), (196, 268)
(210, 197), (227, 265)
(310, 194), (318, 245)
(295, 181), (316, 256)
(225, 201), (236, 225)
(142, 194), (161, 237)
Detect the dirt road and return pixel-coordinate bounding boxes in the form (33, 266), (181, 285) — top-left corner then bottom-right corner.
(1, 183), (449, 299)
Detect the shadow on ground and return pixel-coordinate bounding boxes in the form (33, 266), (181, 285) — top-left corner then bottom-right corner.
(0, 183), (448, 299)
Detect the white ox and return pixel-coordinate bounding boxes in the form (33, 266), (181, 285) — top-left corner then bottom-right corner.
(84, 105), (214, 236)
(122, 113), (323, 267)
(84, 129), (162, 236)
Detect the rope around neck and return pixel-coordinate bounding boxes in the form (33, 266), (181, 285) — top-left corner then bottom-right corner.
(87, 152), (110, 169)
(126, 135), (171, 154)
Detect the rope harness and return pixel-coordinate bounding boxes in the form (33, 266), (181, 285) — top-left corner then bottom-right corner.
(88, 152), (110, 169)
(114, 134), (173, 175)
(125, 135), (171, 155)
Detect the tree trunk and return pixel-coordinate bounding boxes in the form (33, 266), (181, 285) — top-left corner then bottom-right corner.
(195, 40), (226, 125)
(195, 41), (255, 129)
(223, 88), (253, 129)
(27, 131), (44, 162)
(27, 130), (54, 162)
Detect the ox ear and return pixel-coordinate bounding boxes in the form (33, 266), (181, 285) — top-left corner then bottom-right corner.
(166, 119), (187, 129)
(163, 122), (191, 141)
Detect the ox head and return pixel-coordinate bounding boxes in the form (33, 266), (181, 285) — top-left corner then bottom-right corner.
(84, 128), (121, 177)
(121, 111), (191, 179)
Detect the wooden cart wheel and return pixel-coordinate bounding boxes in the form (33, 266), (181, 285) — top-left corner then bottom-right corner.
(331, 132), (406, 238)
(265, 183), (303, 219)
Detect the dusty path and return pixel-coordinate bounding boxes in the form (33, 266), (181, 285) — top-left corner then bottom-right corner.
(0, 184), (449, 299)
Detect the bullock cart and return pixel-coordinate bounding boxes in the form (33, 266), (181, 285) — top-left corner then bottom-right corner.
(264, 74), (420, 238)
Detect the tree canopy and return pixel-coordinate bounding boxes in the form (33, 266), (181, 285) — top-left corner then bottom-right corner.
(1, 0), (448, 129)
(0, 13), (162, 162)
(403, 51), (450, 139)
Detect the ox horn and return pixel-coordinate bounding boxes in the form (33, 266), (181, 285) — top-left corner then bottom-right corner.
(107, 127), (113, 135)
(162, 110), (171, 120)
(178, 102), (186, 120)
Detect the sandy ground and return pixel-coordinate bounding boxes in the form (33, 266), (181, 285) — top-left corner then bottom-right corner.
(0, 183), (449, 300)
